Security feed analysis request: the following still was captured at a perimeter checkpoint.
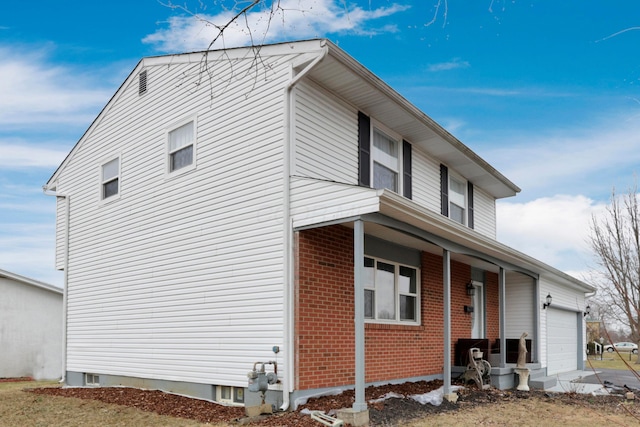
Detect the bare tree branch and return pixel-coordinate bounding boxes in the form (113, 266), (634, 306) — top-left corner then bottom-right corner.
(589, 182), (640, 363)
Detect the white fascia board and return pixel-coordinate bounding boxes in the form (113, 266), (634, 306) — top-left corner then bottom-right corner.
(0, 268), (63, 294)
(377, 191), (595, 294)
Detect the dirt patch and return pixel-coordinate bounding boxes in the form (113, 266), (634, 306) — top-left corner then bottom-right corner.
(28, 380), (640, 427)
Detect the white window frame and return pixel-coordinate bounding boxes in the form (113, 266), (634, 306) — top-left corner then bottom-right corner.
(448, 171), (467, 225)
(216, 385), (244, 405)
(99, 154), (121, 203)
(370, 120), (403, 194)
(166, 115), (197, 176)
(85, 373), (99, 386)
(364, 256), (420, 325)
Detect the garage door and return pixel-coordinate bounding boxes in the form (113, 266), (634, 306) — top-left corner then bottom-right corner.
(547, 309), (578, 375)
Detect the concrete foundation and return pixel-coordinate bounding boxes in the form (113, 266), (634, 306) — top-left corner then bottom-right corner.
(335, 408), (370, 426)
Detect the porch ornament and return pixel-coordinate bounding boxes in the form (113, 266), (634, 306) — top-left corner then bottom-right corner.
(460, 347), (491, 390)
(515, 332), (530, 391)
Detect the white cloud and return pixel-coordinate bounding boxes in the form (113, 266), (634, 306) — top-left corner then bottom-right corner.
(0, 46), (112, 127)
(496, 195), (606, 276)
(144, 0), (410, 52)
(0, 222), (62, 287)
(427, 58), (470, 72)
(485, 114), (640, 200)
(0, 141), (69, 169)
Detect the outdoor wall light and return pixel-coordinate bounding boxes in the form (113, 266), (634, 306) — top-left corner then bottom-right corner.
(466, 281), (475, 297)
(543, 293), (552, 309)
(583, 305), (591, 317)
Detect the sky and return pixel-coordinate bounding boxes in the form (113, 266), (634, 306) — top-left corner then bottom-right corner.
(1, 0), (639, 288)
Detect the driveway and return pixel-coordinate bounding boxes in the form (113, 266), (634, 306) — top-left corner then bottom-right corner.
(580, 368), (640, 390)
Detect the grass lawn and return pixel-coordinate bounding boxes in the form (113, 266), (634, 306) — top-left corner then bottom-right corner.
(586, 351), (640, 371)
(0, 381), (212, 427)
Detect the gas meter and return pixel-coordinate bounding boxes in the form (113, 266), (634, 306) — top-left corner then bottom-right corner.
(247, 361), (278, 393)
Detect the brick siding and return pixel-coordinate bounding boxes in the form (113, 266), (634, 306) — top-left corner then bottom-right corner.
(294, 225), (499, 391)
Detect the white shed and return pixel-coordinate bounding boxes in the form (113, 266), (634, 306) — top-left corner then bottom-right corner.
(0, 269), (63, 380)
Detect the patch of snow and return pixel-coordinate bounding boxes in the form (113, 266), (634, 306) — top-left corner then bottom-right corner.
(410, 385), (464, 406)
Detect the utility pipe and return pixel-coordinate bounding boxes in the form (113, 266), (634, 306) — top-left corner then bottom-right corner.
(43, 189), (69, 383)
(280, 41), (328, 411)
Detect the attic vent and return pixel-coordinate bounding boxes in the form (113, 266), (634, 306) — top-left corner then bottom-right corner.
(138, 70), (147, 95)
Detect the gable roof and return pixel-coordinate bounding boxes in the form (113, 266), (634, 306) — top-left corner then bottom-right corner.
(0, 268), (63, 295)
(44, 39), (519, 199)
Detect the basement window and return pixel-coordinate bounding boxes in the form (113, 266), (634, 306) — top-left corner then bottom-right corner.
(85, 373), (99, 386)
(217, 386), (244, 404)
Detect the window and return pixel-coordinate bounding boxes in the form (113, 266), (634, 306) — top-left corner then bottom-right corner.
(218, 386), (244, 404)
(449, 175), (466, 225)
(358, 112), (412, 198)
(101, 157), (119, 200)
(372, 129), (399, 192)
(168, 120), (195, 173)
(440, 164), (474, 228)
(85, 373), (99, 386)
(364, 256), (419, 323)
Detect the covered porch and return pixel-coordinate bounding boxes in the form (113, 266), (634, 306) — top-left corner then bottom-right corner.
(293, 190), (550, 410)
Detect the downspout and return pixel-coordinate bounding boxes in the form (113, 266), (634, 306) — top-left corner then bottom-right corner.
(43, 189), (69, 383)
(281, 41), (328, 411)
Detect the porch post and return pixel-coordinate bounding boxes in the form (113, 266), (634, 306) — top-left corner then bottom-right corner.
(443, 249), (452, 395)
(353, 219), (367, 412)
(499, 267), (507, 368)
(533, 277), (540, 363)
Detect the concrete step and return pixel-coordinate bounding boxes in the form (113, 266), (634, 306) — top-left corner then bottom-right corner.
(530, 375), (557, 390)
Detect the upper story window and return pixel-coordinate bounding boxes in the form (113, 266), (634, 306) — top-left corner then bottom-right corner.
(440, 164), (474, 228)
(101, 157), (120, 200)
(363, 256), (420, 324)
(358, 112), (412, 199)
(449, 175), (466, 224)
(372, 129), (399, 192)
(167, 119), (196, 174)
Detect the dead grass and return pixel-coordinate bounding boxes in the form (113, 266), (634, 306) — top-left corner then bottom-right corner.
(0, 381), (215, 427)
(407, 395), (640, 427)
(2, 380), (640, 427)
(587, 352), (640, 371)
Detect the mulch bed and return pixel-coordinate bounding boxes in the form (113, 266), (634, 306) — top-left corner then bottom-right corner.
(27, 379), (639, 427)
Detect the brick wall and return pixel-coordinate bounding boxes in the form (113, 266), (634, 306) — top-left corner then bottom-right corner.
(295, 225), (499, 391)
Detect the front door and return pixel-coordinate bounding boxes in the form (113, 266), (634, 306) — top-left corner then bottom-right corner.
(471, 281), (485, 339)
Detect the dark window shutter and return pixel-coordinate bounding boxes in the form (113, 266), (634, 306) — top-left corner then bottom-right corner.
(468, 181), (474, 229)
(402, 140), (412, 199)
(358, 112), (371, 187)
(440, 164), (449, 216)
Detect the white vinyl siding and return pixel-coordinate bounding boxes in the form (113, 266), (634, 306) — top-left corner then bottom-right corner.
(294, 81), (358, 183)
(411, 150), (441, 213)
(55, 196), (66, 270)
(473, 186), (497, 238)
(290, 177), (381, 229)
(54, 52), (297, 387)
(504, 272), (534, 339)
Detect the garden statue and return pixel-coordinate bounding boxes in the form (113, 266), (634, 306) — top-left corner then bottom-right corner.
(515, 332), (530, 391)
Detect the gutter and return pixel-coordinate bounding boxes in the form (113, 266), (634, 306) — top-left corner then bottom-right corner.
(280, 41), (328, 411)
(43, 188), (69, 384)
